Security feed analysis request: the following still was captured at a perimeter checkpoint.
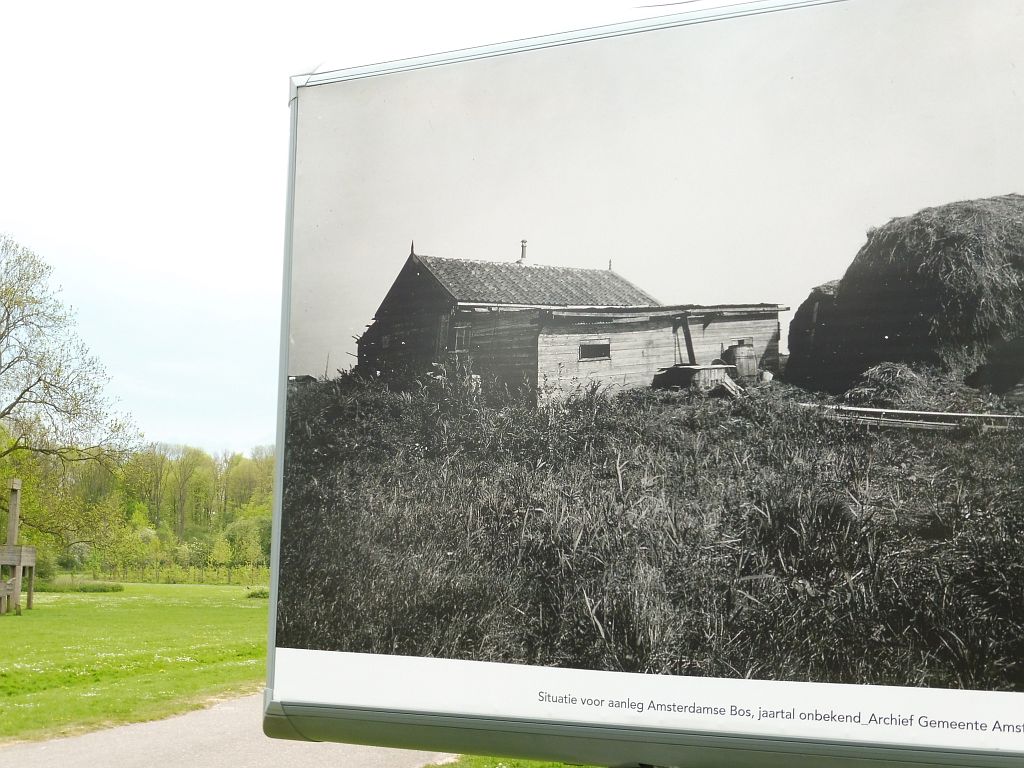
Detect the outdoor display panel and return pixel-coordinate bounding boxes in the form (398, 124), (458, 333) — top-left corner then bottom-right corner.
(265, 1), (1024, 766)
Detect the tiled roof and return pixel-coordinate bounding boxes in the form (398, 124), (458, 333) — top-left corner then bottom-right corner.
(415, 254), (660, 307)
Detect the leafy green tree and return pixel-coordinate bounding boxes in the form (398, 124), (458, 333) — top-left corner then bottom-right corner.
(188, 537), (211, 570)
(0, 234), (134, 463)
(173, 543), (191, 567)
(222, 450), (273, 518)
(103, 518), (150, 577)
(234, 528), (263, 569)
(187, 456), (216, 531)
(210, 533), (232, 570)
(1, 445), (122, 558)
(136, 525), (162, 573)
(167, 446), (217, 539)
(226, 516), (267, 568)
(119, 445), (173, 527)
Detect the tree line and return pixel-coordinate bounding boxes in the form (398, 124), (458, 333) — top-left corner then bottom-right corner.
(2, 441), (273, 582)
(0, 235), (274, 583)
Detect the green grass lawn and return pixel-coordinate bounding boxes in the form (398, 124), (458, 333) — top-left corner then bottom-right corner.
(0, 583), (268, 742)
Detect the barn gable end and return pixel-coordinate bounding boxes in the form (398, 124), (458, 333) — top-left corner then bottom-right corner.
(358, 255), (458, 374)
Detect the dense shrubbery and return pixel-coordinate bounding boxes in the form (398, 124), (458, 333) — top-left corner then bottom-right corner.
(35, 577), (125, 593)
(277, 368), (1024, 691)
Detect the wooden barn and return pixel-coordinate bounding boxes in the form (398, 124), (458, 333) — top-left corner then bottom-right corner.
(357, 247), (787, 394)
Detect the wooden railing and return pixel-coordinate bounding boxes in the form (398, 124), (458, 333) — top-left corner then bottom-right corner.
(799, 403), (1024, 431)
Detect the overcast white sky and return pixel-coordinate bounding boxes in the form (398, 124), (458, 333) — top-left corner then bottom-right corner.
(0, 0), (700, 454)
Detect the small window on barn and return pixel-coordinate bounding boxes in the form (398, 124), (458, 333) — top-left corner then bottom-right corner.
(381, 334), (391, 349)
(731, 337), (754, 347)
(452, 326), (471, 353)
(579, 341), (611, 361)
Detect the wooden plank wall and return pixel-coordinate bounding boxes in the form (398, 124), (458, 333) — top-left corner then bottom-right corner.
(0, 545), (35, 566)
(537, 321), (677, 393)
(685, 314), (782, 370)
(461, 309), (540, 389)
(359, 308), (447, 373)
(537, 312), (782, 395)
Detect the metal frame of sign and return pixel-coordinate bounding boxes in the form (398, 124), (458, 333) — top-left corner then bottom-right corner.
(265, 2), (1024, 765)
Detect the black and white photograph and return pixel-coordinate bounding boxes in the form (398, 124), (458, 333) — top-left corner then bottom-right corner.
(275, 0), (1024, 698)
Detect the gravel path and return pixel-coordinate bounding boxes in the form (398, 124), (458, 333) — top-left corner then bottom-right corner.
(0, 693), (456, 768)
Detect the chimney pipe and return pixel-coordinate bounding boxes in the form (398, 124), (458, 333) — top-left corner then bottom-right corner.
(518, 239), (527, 265)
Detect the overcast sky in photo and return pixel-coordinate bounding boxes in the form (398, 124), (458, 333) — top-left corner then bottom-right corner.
(287, 0), (1024, 377)
(0, 0), (701, 454)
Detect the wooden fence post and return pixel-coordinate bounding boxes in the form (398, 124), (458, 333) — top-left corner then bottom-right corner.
(8, 480), (23, 612)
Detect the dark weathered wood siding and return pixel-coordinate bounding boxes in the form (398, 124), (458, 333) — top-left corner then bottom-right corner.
(457, 308), (540, 389)
(357, 258), (455, 373)
(359, 310), (452, 373)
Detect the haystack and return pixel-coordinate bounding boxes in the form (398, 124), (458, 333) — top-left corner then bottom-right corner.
(788, 194), (1024, 392)
(785, 279), (839, 387)
(842, 362), (1007, 412)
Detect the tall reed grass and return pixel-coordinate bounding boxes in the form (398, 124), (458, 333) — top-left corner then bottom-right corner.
(276, 369), (1024, 691)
